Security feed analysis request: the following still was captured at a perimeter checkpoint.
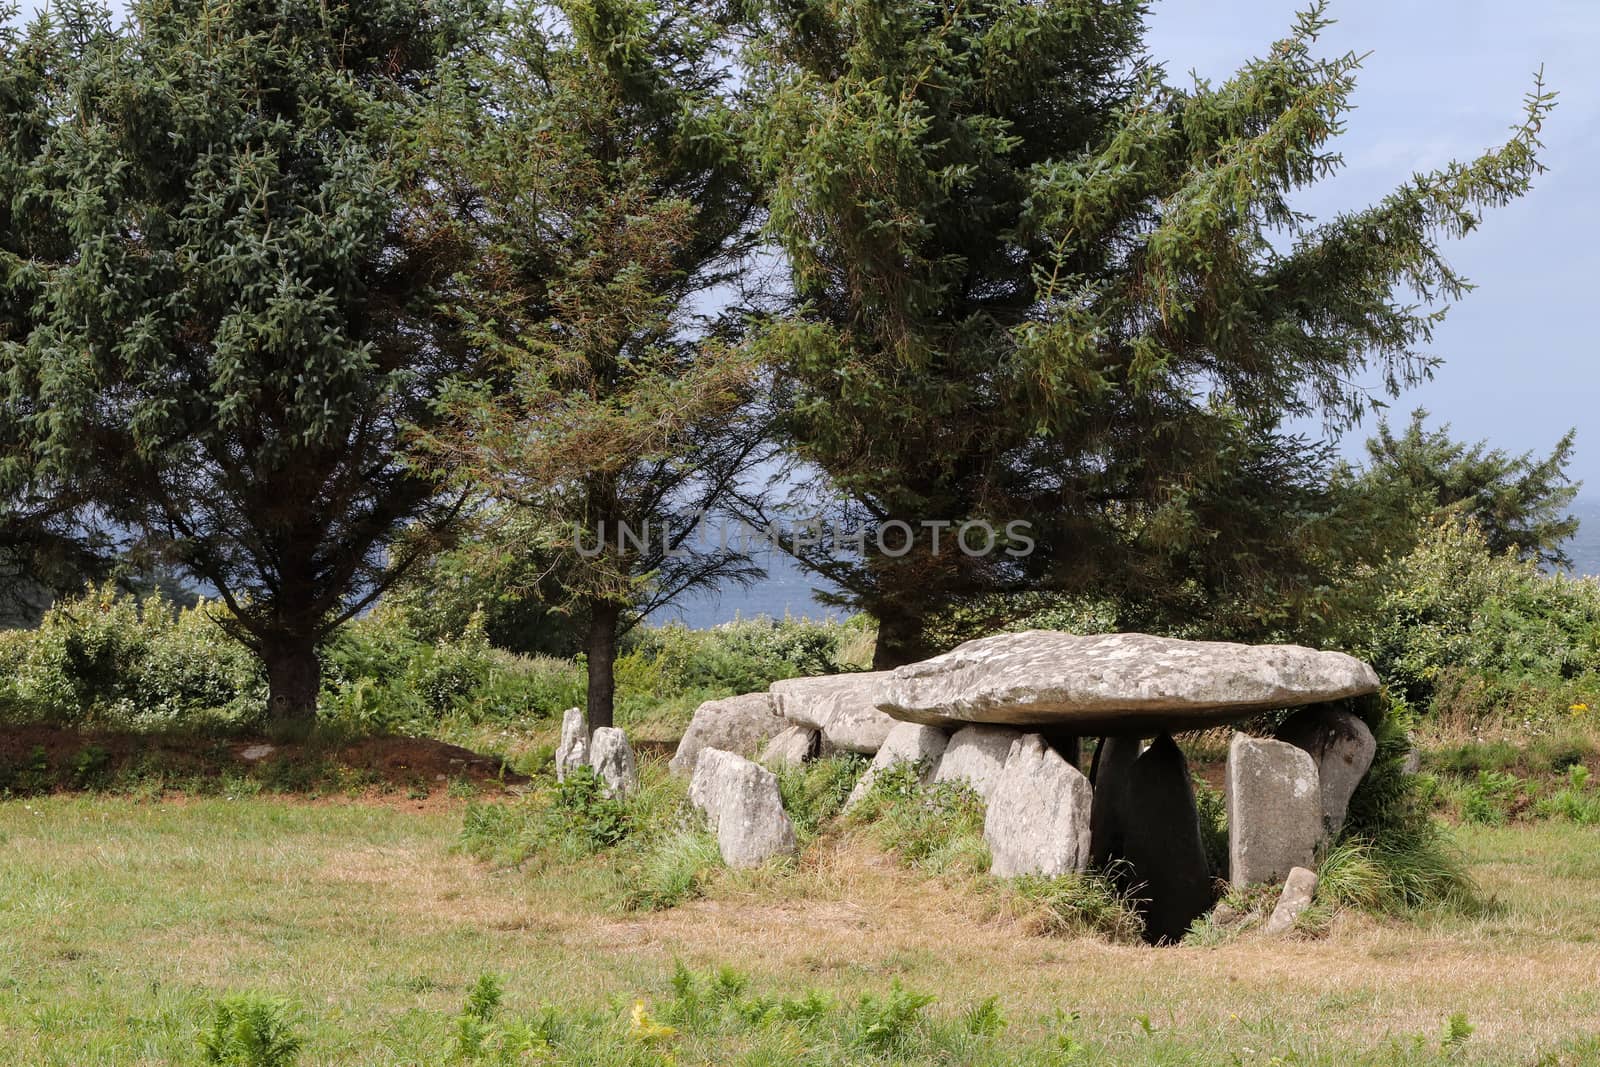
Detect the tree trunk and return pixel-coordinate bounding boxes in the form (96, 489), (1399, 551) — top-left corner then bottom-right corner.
(585, 601), (621, 732)
(262, 635), (321, 741)
(871, 610), (932, 669)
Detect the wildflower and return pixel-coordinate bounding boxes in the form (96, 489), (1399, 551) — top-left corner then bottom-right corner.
(629, 1000), (677, 1045)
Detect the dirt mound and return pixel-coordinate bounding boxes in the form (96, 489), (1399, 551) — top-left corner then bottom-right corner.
(0, 724), (527, 805)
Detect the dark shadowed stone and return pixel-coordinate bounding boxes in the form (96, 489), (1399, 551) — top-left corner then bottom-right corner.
(1088, 736), (1142, 868)
(1116, 735), (1217, 945)
(1275, 705), (1377, 837)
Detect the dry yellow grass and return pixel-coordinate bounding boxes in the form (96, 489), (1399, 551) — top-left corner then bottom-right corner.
(1, 794), (1598, 1064)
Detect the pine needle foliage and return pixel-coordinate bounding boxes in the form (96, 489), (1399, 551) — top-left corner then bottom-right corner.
(746, 0), (1555, 662)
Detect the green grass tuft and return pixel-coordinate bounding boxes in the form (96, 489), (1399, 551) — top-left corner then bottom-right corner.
(775, 753), (868, 841)
(1008, 871), (1146, 943)
(620, 829), (723, 912)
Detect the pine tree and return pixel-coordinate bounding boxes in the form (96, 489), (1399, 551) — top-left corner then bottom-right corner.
(0, 0), (485, 731)
(414, 0), (765, 730)
(1361, 409), (1580, 568)
(748, 0), (1553, 664)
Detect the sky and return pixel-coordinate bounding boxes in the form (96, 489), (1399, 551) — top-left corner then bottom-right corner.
(13, 0), (1590, 478)
(1142, 0), (1600, 483)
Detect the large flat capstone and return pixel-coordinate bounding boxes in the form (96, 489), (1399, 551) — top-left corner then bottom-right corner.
(770, 672), (898, 753)
(875, 631), (1380, 735)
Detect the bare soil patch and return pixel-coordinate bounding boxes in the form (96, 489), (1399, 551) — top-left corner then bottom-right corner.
(0, 723), (526, 806)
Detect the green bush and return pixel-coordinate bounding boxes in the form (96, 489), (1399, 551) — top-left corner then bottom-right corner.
(460, 765), (634, 866)
(460, 763), (722, 912)
(0, 585), (266, 730)
(0, 588), (879, 739)
(1534, 765), (1600, 824)
(197, 994), (302, 1067)
(0, 744), (51, 795)
(0, 589), (580, 735)
(1352, 520), (1600, 713)
(850, 762), (990, 875)
(617, 616), (870, 701)
(320, 608), (584, 734)
(1335, 694), (1477, 911)
(1316, 834), (1474, 915)
(1459, 770), (1524, 825)
(851, 981), (938, 1055)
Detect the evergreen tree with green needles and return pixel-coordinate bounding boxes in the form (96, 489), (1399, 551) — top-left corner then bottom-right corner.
(0, 0), (487, 732)
(1361, 409), (1579, 569)
(413, 0), (766, 730)
(748, 0), (1553, 664)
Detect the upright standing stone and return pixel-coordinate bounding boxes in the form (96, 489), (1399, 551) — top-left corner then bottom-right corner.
(1088, 736), (1142, 868)
(1117, 735), (1216, 944)
(984, 734), (1093, 877)
(845, 722), (949, 809)
(1264, 866), (1319, 937)
(589, 727), (639, 797)
(1227, 733), (1322, 887)
(670, 692), (785, 776)
(689, 748), (798, 868)
(757, 724), (819, 768)
(555, 707), (588, 782)
(931, 724), (1022, 803)
(1401, 745), (1422, 775)
(1276, 705), (1377, 837)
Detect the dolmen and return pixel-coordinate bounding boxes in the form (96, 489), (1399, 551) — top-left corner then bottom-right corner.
(670, 630), (1382, 943)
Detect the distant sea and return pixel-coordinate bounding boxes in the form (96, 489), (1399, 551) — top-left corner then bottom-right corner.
(1564, 497), (1600, 577)
(649, 547), (844, 629)
(650, 496), (1600, 630)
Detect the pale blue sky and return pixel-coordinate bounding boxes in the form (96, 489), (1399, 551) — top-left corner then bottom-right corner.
(1144, 2), (1599, 482)
(13, 0), (1595, 480)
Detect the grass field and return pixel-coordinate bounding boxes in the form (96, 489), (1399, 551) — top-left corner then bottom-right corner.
(2, 784), (1599, 1065)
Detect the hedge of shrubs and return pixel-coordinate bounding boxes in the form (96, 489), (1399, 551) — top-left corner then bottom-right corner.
(1346, 519), (1600, 727)
(0, 586), (870, 737)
